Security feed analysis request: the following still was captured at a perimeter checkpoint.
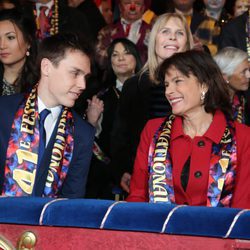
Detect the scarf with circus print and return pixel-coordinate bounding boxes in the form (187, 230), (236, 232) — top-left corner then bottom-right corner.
(2, 86), (74, 197)
(148, 114), (237, 207)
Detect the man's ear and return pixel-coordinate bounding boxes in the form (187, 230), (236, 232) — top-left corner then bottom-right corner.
(40, 58), (52, 77)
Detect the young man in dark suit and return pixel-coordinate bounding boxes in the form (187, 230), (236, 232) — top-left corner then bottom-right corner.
(0, 33), (95, 198)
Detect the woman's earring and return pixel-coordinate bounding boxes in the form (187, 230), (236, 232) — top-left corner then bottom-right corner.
(26, 50), (30, 57)
(201, 91), (205, 101)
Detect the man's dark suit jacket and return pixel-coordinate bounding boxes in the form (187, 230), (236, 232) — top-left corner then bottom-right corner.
(0, 94), (95, 198)
(219, 11), (248, 51)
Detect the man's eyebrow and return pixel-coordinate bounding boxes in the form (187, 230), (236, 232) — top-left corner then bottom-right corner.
(71, 67), (86, 74)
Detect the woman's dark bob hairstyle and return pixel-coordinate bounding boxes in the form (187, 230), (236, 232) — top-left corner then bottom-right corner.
(157, 50), (232, 118)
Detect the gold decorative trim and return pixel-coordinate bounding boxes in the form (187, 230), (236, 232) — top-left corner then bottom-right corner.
(0, 236), (14, 250)
(17, 231), (37, 250)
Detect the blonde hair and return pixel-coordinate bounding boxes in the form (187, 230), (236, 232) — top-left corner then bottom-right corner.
(141, 12), (194, 83)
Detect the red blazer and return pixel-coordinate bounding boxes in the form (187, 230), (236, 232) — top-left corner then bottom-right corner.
(127, 111), (250, 209)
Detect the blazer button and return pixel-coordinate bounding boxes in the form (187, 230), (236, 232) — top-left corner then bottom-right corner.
(194, 171), (202, 178)
(197, 140), (205, 147)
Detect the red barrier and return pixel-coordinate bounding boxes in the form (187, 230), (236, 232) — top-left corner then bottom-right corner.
(0, 224), (250, 250)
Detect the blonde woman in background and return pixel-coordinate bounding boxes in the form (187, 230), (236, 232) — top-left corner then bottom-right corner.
(111, 13), (194, 195)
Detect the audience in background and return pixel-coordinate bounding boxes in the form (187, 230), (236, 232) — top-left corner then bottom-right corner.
(166, 0), (205, 34)
(95, 0), (113, 25)
(24, 0), (93, 42)
(195, 0), (231, 55)
(96, 0), (151, 69)
(0, 0), (16, 10)
(233, 0), (250, 17)
(0, 8), (37, 95)
(219, 8), (249, 62)
(86, 38), (142, 199)
(68, 0), (106, 40)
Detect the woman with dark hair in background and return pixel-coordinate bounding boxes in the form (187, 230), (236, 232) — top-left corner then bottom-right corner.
(85, 38), (142, 199)
(0, 8), (38, 95)
(127, 50), (250, 209)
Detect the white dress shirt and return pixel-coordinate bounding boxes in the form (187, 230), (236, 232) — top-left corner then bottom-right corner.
(121, 17), (142, 44)
(38, 96), (62, 146)
(36, 0), (54, 17)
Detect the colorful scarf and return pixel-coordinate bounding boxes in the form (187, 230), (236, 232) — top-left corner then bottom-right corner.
(2, 86), (74, 197)
(232, 94), (245, 123)
(148, 115), (237, 207)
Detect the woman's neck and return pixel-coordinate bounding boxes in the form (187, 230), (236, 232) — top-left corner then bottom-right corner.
(182, 109), (213, 138)
(228, 87), (235, 102)
(3, 60), (25, 85)
(116, 74), (131, 84)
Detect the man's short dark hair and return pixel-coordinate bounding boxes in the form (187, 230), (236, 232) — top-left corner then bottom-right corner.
(37, 32), (93, 68)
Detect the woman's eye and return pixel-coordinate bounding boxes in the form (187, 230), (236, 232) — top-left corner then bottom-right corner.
(176, 31), (184, 36)
(175, 79), (183, 84)
(7, 35), (15, 40)
(161, 29), (170, 35)
(124, 50), (131, 55)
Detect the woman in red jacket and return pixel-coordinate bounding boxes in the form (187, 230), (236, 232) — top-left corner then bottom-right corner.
(127, 50), (250, 209)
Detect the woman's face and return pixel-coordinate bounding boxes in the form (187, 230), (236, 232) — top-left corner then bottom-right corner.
(0, 20), (29, 67)
(204, 0), (225, 10)
(164, 66), (205, 117)
(155, 17), (188, 63)
(234, 0), (250, 17)
(111, 42), (137, 78)
(228, 59), (250, 93)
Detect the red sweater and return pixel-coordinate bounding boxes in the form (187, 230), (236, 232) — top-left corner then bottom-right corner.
(127, 111), (250, 209)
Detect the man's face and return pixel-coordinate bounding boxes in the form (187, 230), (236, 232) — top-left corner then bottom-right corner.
(172, 0), (195, 12)
(203, 0), (226, 11)
(39, 49), (91, 108)
(101, 0), (113, 24)
(32, 0), (52, 3)
(119, 0), (145, 23)
(68, 0), (83, 8)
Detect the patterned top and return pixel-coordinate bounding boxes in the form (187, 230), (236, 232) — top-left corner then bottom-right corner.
(1, 78), (19, 96)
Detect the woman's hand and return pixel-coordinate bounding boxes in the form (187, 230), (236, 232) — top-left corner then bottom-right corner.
(120, 172), (131, 193)
(86, 95), (104, 127)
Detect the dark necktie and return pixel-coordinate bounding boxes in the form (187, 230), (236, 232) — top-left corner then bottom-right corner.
(38, 109), (50, 166)
(39, 6), (49, 39)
